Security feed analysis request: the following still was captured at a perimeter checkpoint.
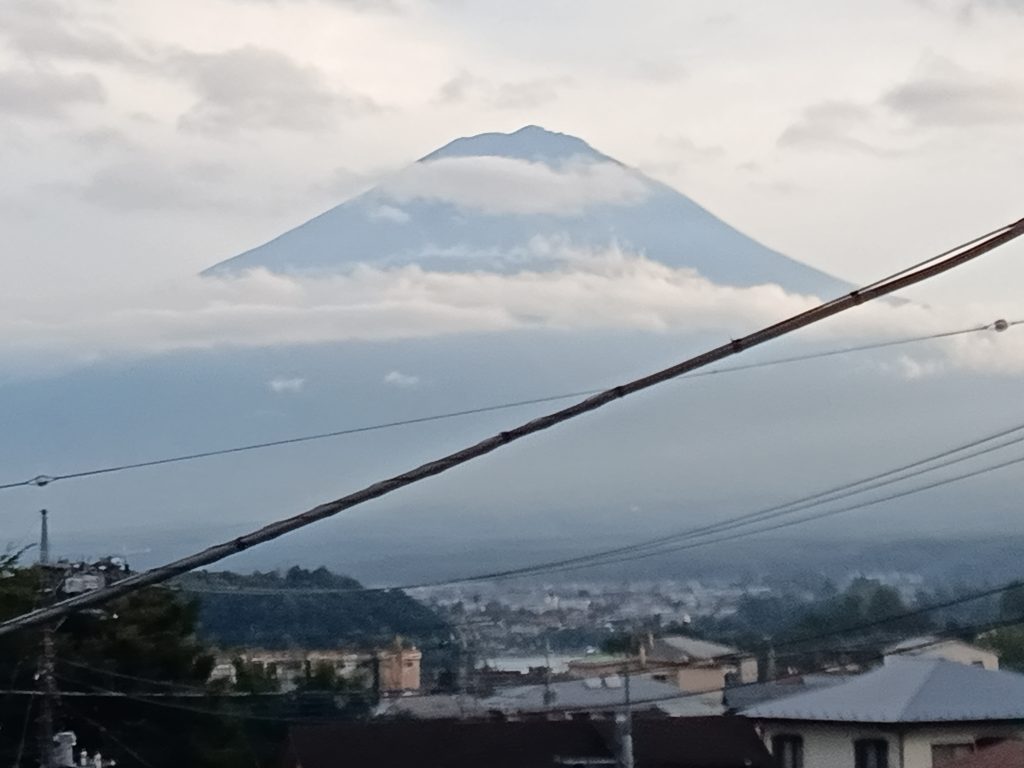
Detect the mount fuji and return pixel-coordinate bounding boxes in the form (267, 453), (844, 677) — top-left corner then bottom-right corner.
(205, 126), (849, 297)
(9, 128), (1019, 585)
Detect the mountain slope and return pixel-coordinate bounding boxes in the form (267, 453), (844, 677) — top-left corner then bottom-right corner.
(177, 567), (449, 649)
(204, 126), (849, 297)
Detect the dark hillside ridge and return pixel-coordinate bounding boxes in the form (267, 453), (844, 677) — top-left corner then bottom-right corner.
(177, 567), (449, 649)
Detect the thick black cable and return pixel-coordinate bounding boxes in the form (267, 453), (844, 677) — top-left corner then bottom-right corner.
(2, 216), (1021, 636)
(377, 421), (1024, 587)
(858, 221), (1019, 292)
(173, 424), (1024, 598)
(1, 321), (1017, 495)
(189, 424), (1024, 593)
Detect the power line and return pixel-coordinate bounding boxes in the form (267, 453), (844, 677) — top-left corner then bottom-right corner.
(2, 216), (1021, 636)
(1, 321), (1015, 494)
(523, 449), (1024, 578)
(181, 421), (1024, 593)
(58, 658), (211, 694)
(36, 622), (1024, 720)
(377, 420), (1024, 588)
(61, 701), (159, 768)
(11, 592), (1024, 722)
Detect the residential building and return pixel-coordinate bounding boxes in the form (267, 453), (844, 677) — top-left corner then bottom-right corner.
(375, 638), (422, 693)
(567, 654), (641, 679)
(566, 635), (757, 699)
(284, 716), (774, 768)
(743, 658), (1024, 768)
(643, 635), (758, 687)
(219, 638), (421, 694)
(479, 674), (723, 718)
(884, 636), (999, 670)
(940, 739), (1024, 767)
(723, 673), (852, 712)
(226, 648), (374, 692)
(378, 674), (722, 720)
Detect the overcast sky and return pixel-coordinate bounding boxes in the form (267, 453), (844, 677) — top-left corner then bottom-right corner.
(2, 0), (1023, 343)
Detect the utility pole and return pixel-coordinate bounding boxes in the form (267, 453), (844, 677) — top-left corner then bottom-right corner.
(543, 638), (555, 708)
(615, 663), (634, 768)
(36, 509), (58, 768)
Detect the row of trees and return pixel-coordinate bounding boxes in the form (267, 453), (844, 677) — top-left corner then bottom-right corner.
(0, 556), (384, 768)
(597, 577), (1024, 673)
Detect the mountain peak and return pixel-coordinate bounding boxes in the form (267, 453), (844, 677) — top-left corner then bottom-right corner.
(204, 126), (849, 297)
(420, 125), (610, 165)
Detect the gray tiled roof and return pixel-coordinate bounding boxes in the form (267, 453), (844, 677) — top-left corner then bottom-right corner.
(724, 674), (851, 711)
(743, 659), (1024, 723)
(482, 675), (722, 716)
(650, 636), (743, 662)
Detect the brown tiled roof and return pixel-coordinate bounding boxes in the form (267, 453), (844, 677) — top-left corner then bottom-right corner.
(285, 716), (774, 768)
(629, 717), (775, 768)
(287, 719), (612, 768)
(940, 740), (1024, 768)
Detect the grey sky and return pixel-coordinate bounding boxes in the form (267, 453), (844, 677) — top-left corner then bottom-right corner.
(1, 0), (1023, 349)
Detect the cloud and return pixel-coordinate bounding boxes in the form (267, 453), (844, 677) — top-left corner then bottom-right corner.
(778, 101), (891, 154)
(64, 159), (235, 211)
(0, 0), (149, 68)
(640, 135), (726, 176)
(882, 59), (1024, 127)
(925, 0), (1024, 22)
(434, 72), (571, 109)
(368, 204), (411, 223)
(383, 370), (420, 387)
(171, 46), (378, 134)
(1, 243), (1021, 378)
(492, 78), (572, 110)
(967, 0), (1024, 10)
(268, 376), (306, 393)
(229, 0), (398, 7)
(626, 58), (687, 83)
(0, 68), (104, 119)
(379, 156), (651, 216)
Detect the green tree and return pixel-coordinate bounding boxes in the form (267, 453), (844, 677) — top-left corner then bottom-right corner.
(0, 557), (249, 768)
(232, 659), (280, 693)
(1000, 582), (1024, 621)
(980, 627), (1024, 672)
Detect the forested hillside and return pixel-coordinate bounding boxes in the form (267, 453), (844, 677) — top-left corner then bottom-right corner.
(176, 566), (449, 649)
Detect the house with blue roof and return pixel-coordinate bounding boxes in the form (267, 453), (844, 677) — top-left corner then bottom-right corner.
(742, 658), (1024, 768)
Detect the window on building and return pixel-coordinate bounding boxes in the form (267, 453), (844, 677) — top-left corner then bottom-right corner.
(854, 739), (889, 768)
(771, 734), (803, 768)
(931, 743), (974, 766)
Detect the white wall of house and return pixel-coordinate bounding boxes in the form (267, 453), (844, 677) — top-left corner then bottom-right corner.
(758, 720), (1024, 768)
(739, 656), (758, 683)
(760, 722), (897, 768)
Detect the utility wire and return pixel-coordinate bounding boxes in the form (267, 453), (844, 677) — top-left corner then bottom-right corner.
(519, 450), (1024, 579)
(181, 423), (1024, 593)
(0, 321), (1017, 494)
(62, 700), (159, 768)
(58, 658), (212, 694)
(14, 594), (1024, 719)
(12, 692), (35, 768)
(375, 420), (1024, 588)
(32, 623), (1024, 720)
(2, 216), (1021, 636)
